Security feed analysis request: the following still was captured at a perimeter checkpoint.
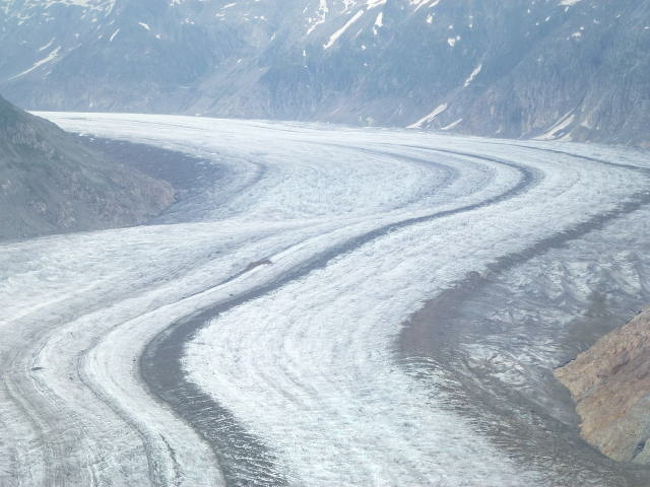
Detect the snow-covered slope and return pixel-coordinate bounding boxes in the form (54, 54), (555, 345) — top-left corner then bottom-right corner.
(0, 0), (648, 145)
(2, 112), (650, 485)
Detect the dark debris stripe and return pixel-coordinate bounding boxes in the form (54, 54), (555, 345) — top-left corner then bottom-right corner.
(140, 147), (540, 486)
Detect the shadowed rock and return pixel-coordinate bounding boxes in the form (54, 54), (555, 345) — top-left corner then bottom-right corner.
(0, 95), (174, 241)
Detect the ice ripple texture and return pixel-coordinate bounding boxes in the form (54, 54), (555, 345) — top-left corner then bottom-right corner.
(1, 113), (649, 486)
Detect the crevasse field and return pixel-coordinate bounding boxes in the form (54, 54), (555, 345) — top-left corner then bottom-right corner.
(2, 113), (650, 486)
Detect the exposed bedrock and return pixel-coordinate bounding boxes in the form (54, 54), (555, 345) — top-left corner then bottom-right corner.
(556, 308), (650, 464)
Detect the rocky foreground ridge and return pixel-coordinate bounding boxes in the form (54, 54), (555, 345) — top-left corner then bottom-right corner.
(556, 308), (650, 464)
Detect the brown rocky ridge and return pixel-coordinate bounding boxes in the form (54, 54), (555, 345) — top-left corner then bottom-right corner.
(555, 308), (650, 464)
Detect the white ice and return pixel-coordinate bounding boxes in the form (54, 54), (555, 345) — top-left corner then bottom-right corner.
(2, 112), (649, 486)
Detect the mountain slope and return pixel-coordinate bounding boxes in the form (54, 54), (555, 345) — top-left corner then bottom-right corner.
(0, 95), (174, 240)
(1, 0), (648, 145)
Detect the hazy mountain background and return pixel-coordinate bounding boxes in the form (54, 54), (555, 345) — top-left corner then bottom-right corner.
(0, 0), (648, 145)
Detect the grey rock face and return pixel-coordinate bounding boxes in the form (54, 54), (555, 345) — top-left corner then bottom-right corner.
(0, 0), (648, 145)
(0, 94), (174, 240)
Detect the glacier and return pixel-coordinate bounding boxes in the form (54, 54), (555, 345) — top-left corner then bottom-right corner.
(1, 112), (649, 486)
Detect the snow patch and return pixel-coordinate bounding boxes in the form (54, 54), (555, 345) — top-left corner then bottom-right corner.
(463, 63), (482, 87)
(324, 9), (364, 49)
(9, 46), (61, 80)
(306, 0), (330, 35)
(21, 0), (114, 10)
(536, 112), (576, 140)
(407, 103), (448, 128)
(441, 118), (462, 130)
(109, 28), (120, 42)
(38, 38), (55, 51)
(412, 0), (441, 11)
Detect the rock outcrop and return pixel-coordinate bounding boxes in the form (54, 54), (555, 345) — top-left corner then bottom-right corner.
(555, 309), (650, 464)
(0, 95), (175, 240)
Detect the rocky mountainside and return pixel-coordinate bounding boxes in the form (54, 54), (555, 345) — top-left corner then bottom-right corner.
(0, 94), (174, 240)
(0, 0), (648, 145)
(556, 309), (650, 464)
